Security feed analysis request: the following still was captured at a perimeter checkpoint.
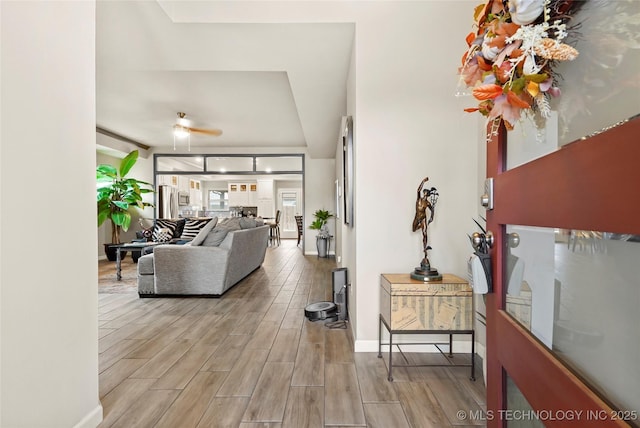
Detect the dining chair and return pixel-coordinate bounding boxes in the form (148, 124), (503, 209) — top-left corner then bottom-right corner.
(295, 215), (303, 246)
(268, 210), (281, 246)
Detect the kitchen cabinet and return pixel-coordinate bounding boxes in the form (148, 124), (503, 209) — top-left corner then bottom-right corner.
(157, 175), (178, 187)
(178, 176), (190, 193)
(257, 179), (275, 218)
(189, 179), (202, 209)
(228, 181), (257, 207)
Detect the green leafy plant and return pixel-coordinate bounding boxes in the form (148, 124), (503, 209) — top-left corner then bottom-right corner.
(97, 150), (154, 244)
(309, 209), (333, 237)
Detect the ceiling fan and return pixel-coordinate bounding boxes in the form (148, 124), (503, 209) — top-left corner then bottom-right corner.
(172, 112), (222, 151)
(173, 112), (222, 137)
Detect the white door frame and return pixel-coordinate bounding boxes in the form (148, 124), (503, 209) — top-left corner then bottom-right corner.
(277, 188), (302, 239)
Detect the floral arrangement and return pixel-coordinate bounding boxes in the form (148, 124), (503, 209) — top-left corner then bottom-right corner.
(459, 0), (581, 134)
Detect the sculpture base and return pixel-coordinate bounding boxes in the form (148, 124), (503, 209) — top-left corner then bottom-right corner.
(411, 264), (443, 282)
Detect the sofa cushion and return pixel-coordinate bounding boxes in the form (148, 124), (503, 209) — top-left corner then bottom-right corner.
(181, 218), (215, 240)
(202, 222), (241, 247)
(190, 217), (219, 246)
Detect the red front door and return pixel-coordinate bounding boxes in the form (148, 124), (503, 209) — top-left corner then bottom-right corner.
(483, 115), (640, 427)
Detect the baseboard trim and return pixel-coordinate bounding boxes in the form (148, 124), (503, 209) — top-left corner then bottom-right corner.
(72, 404), (103, 428)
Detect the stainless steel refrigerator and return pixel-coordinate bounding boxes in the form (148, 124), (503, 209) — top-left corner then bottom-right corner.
(158, 185), (179, 219)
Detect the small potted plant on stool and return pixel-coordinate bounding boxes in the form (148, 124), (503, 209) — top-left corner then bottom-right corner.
(309, 209), (333, 257)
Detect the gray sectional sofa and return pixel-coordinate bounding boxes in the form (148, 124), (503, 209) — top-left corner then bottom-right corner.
(137, 219), (269, 297)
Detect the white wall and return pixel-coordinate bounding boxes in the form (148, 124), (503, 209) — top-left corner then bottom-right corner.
(1, 2), (102, 427)
(304, 158), (337, 255)
(338, 36), (358, 333)
(352, 1), (479, 349)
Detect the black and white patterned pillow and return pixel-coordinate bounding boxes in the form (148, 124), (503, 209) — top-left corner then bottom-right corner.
(180, 218), (213, 240)
(173, 218), (186, 238)
(152, 219), (178, 242)
(155, 227), (173, 243)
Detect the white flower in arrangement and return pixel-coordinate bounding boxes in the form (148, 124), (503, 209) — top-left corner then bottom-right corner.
(507, 19), (572, 74)
(535, 92), (551, 118)
(481, 37), (502, 61)
(509, 0), (545, 25)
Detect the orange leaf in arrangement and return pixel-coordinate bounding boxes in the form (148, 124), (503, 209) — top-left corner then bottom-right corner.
(464, 107), (480, 113)
(473, 84), (504, 101)
(503, 119), (514, 131)
(488, 35), (507, 49)
(507, 90), (531, 108)
(466, 32), (476, 47)
(496, 62), (512, 84)
(477, 55), (493, 71)
(496, 22), (520, 38)
(488, 22), (521, 49)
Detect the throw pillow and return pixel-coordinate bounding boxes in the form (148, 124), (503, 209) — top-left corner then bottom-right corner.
(189, 217), (219, 246)
(202, 222), (241, 247)
(180, 218), (214, 240)
(152, 219), (177, 241)
(173, 218), (187, 238)
(220, 217), (243, 228)
(239, 217), (257, 229)
(155, 227), (173, 243)
(152, 219), (186, 241)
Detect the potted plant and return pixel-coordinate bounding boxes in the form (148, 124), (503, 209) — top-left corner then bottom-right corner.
(309, 209), (333, 257)
(97, 150), (154, 261)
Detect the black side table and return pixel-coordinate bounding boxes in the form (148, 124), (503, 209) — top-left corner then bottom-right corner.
(115, 242), (159, 280)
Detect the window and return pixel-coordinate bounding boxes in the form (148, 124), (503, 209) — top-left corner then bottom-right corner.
(208, 190), (229, 211)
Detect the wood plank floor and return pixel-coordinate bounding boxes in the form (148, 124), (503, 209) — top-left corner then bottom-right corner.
(98, 240), (486, 427)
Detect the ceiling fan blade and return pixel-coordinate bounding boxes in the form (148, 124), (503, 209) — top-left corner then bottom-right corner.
(188, 126), (223, 136)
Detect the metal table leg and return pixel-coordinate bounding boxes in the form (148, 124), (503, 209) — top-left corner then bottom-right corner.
(470, 330), (476, 381)
(378, 316), (382, 359)
(116, 246), (122, 281)
(388, 329), (394, 381)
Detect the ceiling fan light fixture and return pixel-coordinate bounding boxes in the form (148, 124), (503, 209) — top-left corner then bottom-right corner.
(171, 111), (221, 151)
(173, 124), (190, 139)
(177, 112), (189, 127)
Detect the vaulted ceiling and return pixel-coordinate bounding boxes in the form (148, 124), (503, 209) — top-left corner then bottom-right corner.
(96, 1), (354, 159)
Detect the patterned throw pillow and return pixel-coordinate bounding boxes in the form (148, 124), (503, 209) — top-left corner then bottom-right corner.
(180, 218), (213, 240)
(173, 218), (187, 238)
(152, 219), (178, 242)
(155, 227), (173, 243)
